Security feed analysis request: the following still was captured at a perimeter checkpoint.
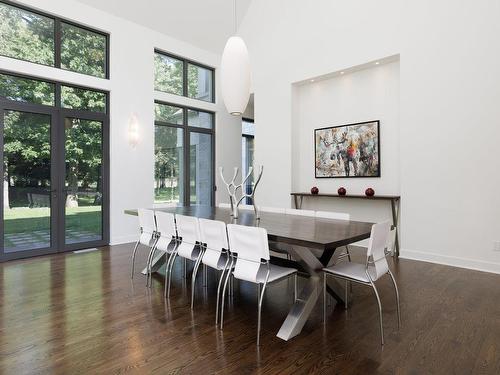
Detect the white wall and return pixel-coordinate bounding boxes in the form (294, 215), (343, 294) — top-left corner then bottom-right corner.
(239, 0), (500, 273)
(292, 60), (400, 227)
(0, 0), (241, 245)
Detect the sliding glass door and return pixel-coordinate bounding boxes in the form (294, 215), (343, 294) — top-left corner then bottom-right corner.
(0, 72), (109, 261)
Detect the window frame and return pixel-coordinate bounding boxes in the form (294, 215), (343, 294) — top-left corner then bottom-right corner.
(154, 100), (215, 206)
(154, 49), (215, 103)
(0, 0), (110, 79)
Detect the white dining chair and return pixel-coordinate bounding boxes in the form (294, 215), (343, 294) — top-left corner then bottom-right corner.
(147, 211), (178, 289)
(285, 208), (316, 217)
(130, 208), (157, 281)
(260, 206), (286, 214)
(315, 210), (352, 262)
(196, 218), (231, 323)
(223, 224), (298, 346)
(165, 214), (203, 299)
(322, 221), (401, 345)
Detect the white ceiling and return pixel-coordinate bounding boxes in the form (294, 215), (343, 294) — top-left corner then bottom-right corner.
(75, 0), (252, 54)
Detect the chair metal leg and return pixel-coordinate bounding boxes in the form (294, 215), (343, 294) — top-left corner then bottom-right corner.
(257, 281), (268, 346)
(146, 239), (158, 287)
(215, 268), (227, 325)
(148, 238), (160, 287)
(191, 257), (203, 310)
(294, 273), (298, 302)
(220, 262), (233, 330)
(323, 273), (327, 324)
(130, 240), (140, 279)
(388, 269), (402, 329)
(183, 258), (187, 279)
(203, 264), (208, 287)
(369, 280), (384, 345)
(166, 252), (178, 299)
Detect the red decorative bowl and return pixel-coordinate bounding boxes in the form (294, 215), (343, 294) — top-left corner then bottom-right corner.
(365, 188), (375, 197)
(311, 186), (319, 195)
(338, 187), (347, 196)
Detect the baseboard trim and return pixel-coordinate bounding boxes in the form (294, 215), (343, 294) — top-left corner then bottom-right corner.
(110, 234), (137, 246)
(400, 249), (500, 275)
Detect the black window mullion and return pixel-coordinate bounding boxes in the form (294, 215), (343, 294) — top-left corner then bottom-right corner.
(54, 19), (61, 69)
(182, 61), (188, 98)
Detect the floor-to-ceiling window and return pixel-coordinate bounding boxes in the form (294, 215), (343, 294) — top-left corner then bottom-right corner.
(154, 102), (214, 206)
(242, 118), (255, 204)
(154, 49), (215, 207)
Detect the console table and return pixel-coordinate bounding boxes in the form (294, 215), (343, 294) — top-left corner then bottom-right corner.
(291, 192), (401, 257)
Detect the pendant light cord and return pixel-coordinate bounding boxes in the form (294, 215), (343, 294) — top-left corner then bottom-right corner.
(233, 0), (237, 34)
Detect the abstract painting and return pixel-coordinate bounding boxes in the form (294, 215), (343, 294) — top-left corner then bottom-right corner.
(315, 120), (380, 178)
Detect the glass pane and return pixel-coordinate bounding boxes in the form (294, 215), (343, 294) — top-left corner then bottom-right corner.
(154, 53), (183, 95)
(155, 103), (183, 124)
(64, 118), (103, 244)
(241, 136), (255, 205)
(0, 2), (55, 66)
(242, 119), (255, 136)
(187, 63), (213, 102)
(61, 22), (106, 78)
(0, 73), (55, 106)
(155, 126), (184, 205)
(61, 86), (106, 113)
(190, 132), (212, 206)
(187, 109), (213, 129)
(3, 110), (52, 252)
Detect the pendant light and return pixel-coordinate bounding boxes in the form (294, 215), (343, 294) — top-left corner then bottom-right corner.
(220, 0), (251, 116)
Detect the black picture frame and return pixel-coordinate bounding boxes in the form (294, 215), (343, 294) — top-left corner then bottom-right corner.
(314, 120), (381, 178)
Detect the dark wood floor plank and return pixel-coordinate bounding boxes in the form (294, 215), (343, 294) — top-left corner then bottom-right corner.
(0, 244), (499, 374)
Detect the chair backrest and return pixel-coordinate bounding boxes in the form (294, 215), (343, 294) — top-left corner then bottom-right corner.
(199, 218), (228, 251)
(155, 211), (176, 238)
(315, 210), (350, 221)
(175, 214), (201, 245)
(138, 208), (156, 234)
(218, 203), (231, 209)
(260, 206), (286, 214)
(285, 208), (316, 217)
(199, 218), (229, 269)
(366, 221), (391, 280)
(227, 224), (270, 283)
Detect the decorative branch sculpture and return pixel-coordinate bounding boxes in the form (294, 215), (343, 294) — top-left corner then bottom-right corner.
(219, 165), (263, 219)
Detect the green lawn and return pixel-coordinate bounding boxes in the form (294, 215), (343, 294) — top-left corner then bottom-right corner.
(155, 187), (180, 203)
(4, 206), (102, 235)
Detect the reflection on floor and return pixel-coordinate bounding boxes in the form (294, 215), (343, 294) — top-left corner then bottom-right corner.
(0, 244), (499, 374)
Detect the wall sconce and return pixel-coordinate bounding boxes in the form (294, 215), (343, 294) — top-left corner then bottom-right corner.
(128, 113), (140, 148)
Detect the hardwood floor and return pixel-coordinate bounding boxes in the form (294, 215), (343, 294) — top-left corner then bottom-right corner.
(0, 244), (499, 374)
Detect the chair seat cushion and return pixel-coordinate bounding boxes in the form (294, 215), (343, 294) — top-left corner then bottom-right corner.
(323, 262), (376, 283)
(256, 264), (297, 283)
(202, 249), (228, 270)
(177, 242), (201, 260)
(155, 237), (176, 253)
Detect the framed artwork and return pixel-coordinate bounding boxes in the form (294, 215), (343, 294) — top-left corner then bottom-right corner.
(315, 120), (380, 178)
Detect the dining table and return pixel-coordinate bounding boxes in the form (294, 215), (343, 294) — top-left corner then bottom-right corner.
(124, 206), (374, 341)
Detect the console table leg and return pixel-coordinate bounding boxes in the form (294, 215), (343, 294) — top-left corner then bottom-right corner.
(391, 199), (400, 257)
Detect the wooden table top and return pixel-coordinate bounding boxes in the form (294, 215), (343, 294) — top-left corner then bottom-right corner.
(124, 206), (373, 250)
(291, 192), (400, 200)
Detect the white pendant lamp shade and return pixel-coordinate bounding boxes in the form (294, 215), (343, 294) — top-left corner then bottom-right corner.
(220, 36), (251, 116)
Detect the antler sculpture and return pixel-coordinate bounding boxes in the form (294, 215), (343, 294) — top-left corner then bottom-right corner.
(219, 165), (263, 219)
